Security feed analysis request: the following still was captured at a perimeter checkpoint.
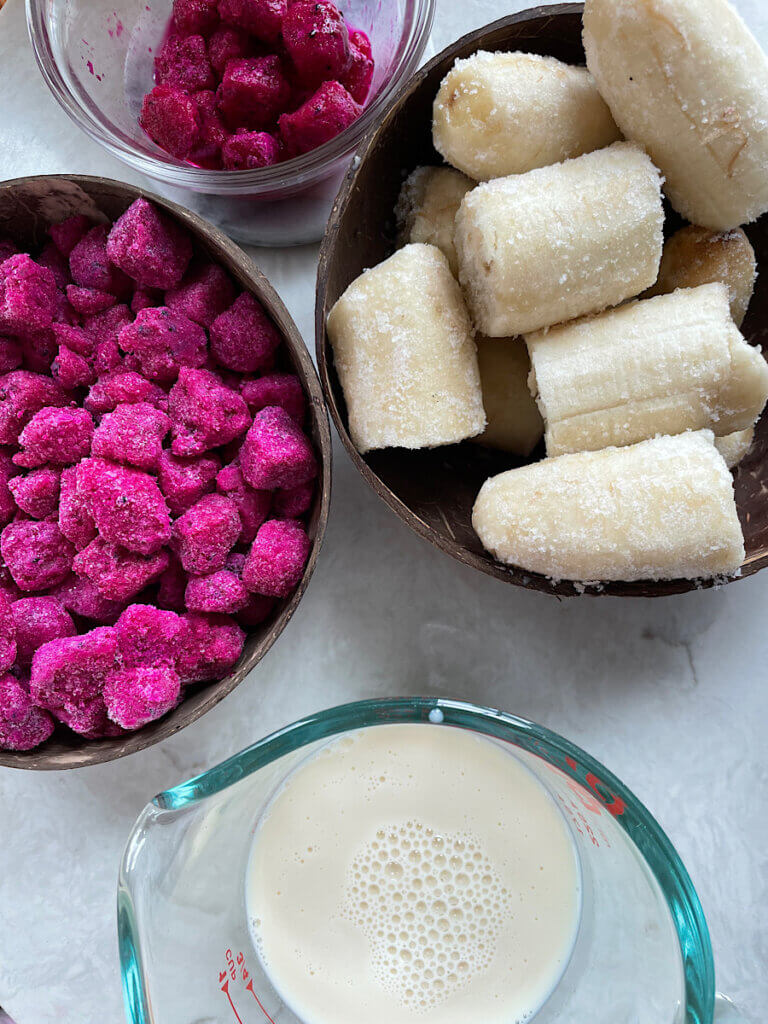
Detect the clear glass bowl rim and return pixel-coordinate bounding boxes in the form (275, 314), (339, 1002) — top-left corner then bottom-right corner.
(25, 0), (435, 193)
(118, 695), (715, 1024)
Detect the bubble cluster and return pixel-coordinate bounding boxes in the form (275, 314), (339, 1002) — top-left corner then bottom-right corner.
(341, 821), (512, 1014)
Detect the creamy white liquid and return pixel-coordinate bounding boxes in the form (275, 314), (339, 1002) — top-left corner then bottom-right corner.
(246, 724), (581, 1024)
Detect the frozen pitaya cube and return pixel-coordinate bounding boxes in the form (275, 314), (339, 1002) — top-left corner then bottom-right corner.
(80, 458), (171, 555)
(208, 25), (254, 74)
(8, 467), (61, 519)
(342, 28), (374, 103)
(171, 492), (241, 574)
(209, 292), (280, 373)
(279, 80), (361, 155)
(217, 56), (291, 129)
(91, 401), (171, 471)
(176, 611), (245, 682)
(69, 225), (129, 294)
(0, 370), (68, 446)
(11, 597), (77, 666)
(66, 284), (117, 316)
(107, 199), (192, 290)
(140, 85), (202, 160)
(242, 517), (310, 596)
(222, 131), (280, 169)
(104, 664), (181, 729)
(51, 322), (94, 357)
(240, 405), (317, 489)
(173, 0), (220, 35)
(216, 461), (270, 542)
(21, 329), (57, 375)
(272, 479), (314, 517)
(240, 372), (305, 423)
(85, 303), (134, 356)
(0, 674), (54, 751)
(1, 519), (75, 591)
(49, 215), (93, 257)
(53, 574), (126, 623)
(282, 0), (350, 87)
(0, 451), (16, 527)
(237, 590), (275, 628)
(157, 556), (188, 610)
(116, 603), (187, 669)
(218, 0), (287, 44)
(30, 626), (119, 734)
(185, 566), (248, 613)
(38, 242), (72, 289)
(0, 592), (16, 672)
(169, 366), (251, 455)
(85, 370), (167, 416)
(13, 407), (94, 469)
(190, 90), (230, 167)
(131, 286), (163, 314)
(52, 345), (96, 391)
(118, 306), (208, 384)
(73, 537), (170, 602)
(0, 337), (22, 374)
(155, 32), (215, 92)
(157, 448), (220, 515)
(166, 261), (235, 328)
(58, 464), (97, 550)
(0, 255), (58, 335)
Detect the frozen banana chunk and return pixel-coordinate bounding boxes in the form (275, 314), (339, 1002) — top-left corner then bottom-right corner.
(455, 142), (664, 337)
(395, 166), (474, 277)
(715, 427), (754, 468)
(326, 243), (485, 453)
(583, 0), (768, 231)
(472, 431), (745, 582)
(527, 284), (768, 457)
(472, 337), (543, 456)
(646, 225), (756, 327)
(432, 51), (621, 181)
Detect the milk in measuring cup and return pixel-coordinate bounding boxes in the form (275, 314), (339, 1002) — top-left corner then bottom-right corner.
(246, 724), (581, 1024)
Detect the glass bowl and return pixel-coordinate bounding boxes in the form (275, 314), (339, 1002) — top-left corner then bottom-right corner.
(119, 696), (717, 1023)
(25, 0), (435, 246)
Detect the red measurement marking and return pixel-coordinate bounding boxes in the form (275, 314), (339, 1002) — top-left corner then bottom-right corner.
(246, 979), (277, 1024)
(220, 979), (244, 1024)
(585, 772), (626, 817)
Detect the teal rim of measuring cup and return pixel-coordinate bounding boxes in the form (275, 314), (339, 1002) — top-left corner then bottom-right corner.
(118, 696), (715, 1024)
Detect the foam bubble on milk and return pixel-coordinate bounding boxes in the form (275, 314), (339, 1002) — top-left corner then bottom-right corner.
(340, 821), (512, 1014)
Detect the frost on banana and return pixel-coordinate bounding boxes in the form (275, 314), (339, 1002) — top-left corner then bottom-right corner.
(432, 51), (621, 181)
(326, 243), (486, 454)
(395, 166), (474, 277)
(472, 431), (745, 582)
(472, 337), (544, 456)
(646, 225), (756, 327)
(583, 0), (768, 231)
(526, 284), (768, 457)
(715, 427), (754, 468)
(455, 142), (664, 337)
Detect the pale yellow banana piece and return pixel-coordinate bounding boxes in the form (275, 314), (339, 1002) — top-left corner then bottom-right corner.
(646, 225), (756, 326)
(715, 427), (754, 468)
(472, 337), (543, 456)
(394, 166), (474, 277)
(432, 51), (621, 181)
(583, 0), (768, 230)
(472, 431), (745, 582)
(454, 142), (663, 337)
(526, 284), (768, 457)
(326, 243), (485, 453)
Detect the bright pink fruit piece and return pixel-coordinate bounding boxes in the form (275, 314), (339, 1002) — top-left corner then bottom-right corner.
(92, 401), (171, 471)
(190, 90), (230, 167)
(52, 345), (96, 390)
(141, 85), (202, 160)
(80, 458), (171, 555)
(216, 461), (270, 542)
(186, 566), (248, 613)
(21, 329), (57, 374)
(11, 597), (77, 666)
(0, 337), (22, 374)
(85, 370), (167, 416)
(53, 574), (125, 623)
(38, 242), (72, 289)
(73, 537), (170, 602)
(240, 372), (305, 422)
(0, 593), (16, 672)
(208, 25), (254, 74)
(210, 292), (280, 373)
(58, 464), (97, 550)
(155, 32), (215, 92)
(69, 225), (129, 294)
(242, 517), (310, 596)
(237, 590), (275, 627)
(13, 406), (94, 468)
(8, 466), (61, 519)
(157, 557), (188, 610)
(240, 404), (317, 489)
(52, 322), (94, 357)
(1, 520), (75, 591)
(66, 284), (117, 316)
(166, 261), (235, 328)
(176, 611), (244, 682)
(131, 286), (163, 314)
(279, 80), (361, 155)
(0, 674), (54, 751)
(171, 492), (241, 574)
(0, 255), (58, 335)
(173, 0), (220, 35)
(218, 0), (287, 44)
(342, 28), (374, 103)
(222, 131), (280, 169)
(49, 215), (94, 257)
(0, 370), (68, 446)
(157, 448), (220, 515)
(0, 451), (16, 527)
(104, 664), (181, 729)
(116, 603), (187, 669)
(282, 0), (350, 87)
(217, 56), (291, 129)
(169, 366), (251, 455)
(107, 199), (192, 290)
(118, 306), (208, 384)
(272, 479), (313, 517)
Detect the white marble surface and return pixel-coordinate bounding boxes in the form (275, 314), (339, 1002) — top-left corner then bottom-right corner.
(1, 0), (767, 1021)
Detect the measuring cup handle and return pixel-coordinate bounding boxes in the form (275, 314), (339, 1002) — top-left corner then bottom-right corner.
(715, 994), (748, 1022)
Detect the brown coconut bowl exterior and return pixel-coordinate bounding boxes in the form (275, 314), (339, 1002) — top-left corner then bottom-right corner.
(0, 174), (331, 769)
(316, 2), (768, 599)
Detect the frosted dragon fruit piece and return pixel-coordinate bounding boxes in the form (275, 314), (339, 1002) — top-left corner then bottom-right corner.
(0, 337), (22, 374)
(11, 597), (77, 666)
(8, 467), (61, 519)
(115, 603), (187, 669)
(173, 0), (220, 36)
(185, 566), (249, 613)
(58, 464), (97, 550)
(176, 611), (245, 682)
(37, 242), (71, 290)
(171, 492), (241, 574)
(169, 366), (251, 455)
(0, 674), (55, 750)
(217, 56), (291, 129)
(0, 451), (16, 527)
(240, 372), (305, 423)
(272, 479), (314, 517)
(66, 285), (117, 316)
(209, 292), (280, 373)
(342, 28), (374, 103)
(0, 370), (69, 446)
(279, 80), (361, 156)
(118, 306), (208, 384)
(20, 329), (58, 374)
(157, 448), (220, 515)
(106, 199), (193, 290)
(166, 261), (235, 328)
(13, 407), (94, 469)
(104, 664), (182, 729)
(236, 590), (275, 628)
(189, 90), (230, 167)
(1, 519), (75, 591)
(52, 345), (96, 391)
(91, 401), (171, 471)
(131, 286), (163, 314)
(51, 322), (94, 357)
(241, 517), (310, 596)
(157, 556), (188, 610)
(282, 0), (350, 87)
(218, 0), (287, 44)
(215, 461), (271, 542)
(49, 215), (93, 257)
(0, 592), (16, 672)
(0, 255), (58, 335)
(240, 404), (317, 489)
(80, 458), (171, 555)
(84, 304), (134, 378)
(73, 537), (170, 602)
(84, 370), (167, 416)
(69, 225), (130, 294)
(155, 32), (216, 92)
(208, 25), (254, 74)
(140, 85), (202, 160)
(222, 131), (280, 169)
(53, 574), (126, 623)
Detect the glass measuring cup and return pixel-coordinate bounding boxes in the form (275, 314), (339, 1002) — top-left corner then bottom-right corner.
(118, 697), (716, 1024)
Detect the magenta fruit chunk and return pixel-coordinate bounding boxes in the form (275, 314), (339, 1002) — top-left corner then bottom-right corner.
(0, 674), (54, 750)
(240, 372), (305, 423)
(80, 458), (171, 556)
(107, 199), (192, 290)
(282, 0), (350, 87)
(66, 285), (117, 316)
(141, 85), (202, 160)
(216, 461), (270, 542)
(49, 215), (93, 257)
(208, 25), (254, 74)
(131, 286), (163, 314)
(58, 464), (97, 550)
(116, 603), (187, 669)
(118, 306), (208, 384)
(342, 28), (374, 103)
(104, 664), (181, 729)
(172, 492), (241, 574)
(52, 322), (94, 358)
(190, 90), (230, 167)
(173, 0), (220, 36)
(0, 337), (22, 374)
(0, 370), (68, 446)
(38, 242), (72, 290)
(11, 597), (77, 666)
(166, 261), (235, 328)
(176, 611), (244, 682)
(157, 557), (188, 611)
(0, 450), (16, 527)
(92, 401), (171, 471)
(52, 345), (96, 390)
(1, 519), (75, 592)
(0, 592), (16, 672)
(158, 449), (220, 515)
(218, 0), (287, 44)
(210, 292), (280, 373)
(53, 574), (126, 623)
(13, 407), (94, 469)
(8, 466), (61, 519)
(279, 80), (361, 155)
(186, 566), (248, 613)
(0, 255), (58, 336)
(222, 131), (280, 169)
(218, 56), (291, 129)
(155, 32), (216, 92)
(69, 225), (128, 294)
(73, 537), (170, 603)
(242, 517), (310, 596)
(169, 366), (251, 455)
(85, 370), (167, 416)
(272, 479), (314, 518)
(240, 405), (317, 490)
